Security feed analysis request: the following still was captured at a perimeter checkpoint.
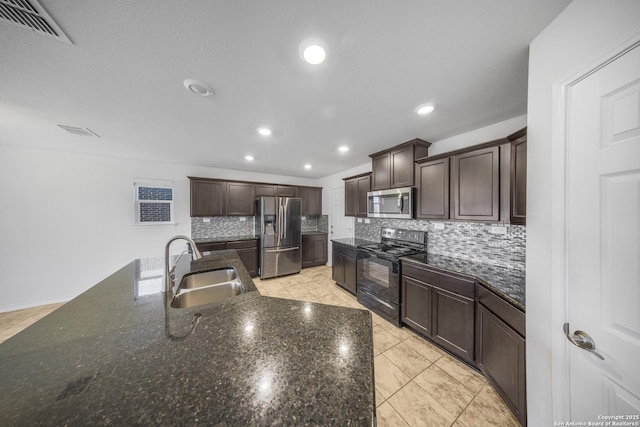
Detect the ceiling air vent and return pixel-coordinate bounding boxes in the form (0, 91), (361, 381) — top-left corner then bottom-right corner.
(0, 0), (72, 43)
(57, 125), (100, 137)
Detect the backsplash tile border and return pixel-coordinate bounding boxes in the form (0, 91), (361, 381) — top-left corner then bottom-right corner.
(191, 215), (328, 239)
(355, 218), (525, 271)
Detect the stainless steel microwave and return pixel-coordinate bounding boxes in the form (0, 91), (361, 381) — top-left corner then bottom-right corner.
(367, 187), (414, 219)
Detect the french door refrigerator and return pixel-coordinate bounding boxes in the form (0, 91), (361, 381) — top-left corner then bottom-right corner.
(256, 197), (302, 279)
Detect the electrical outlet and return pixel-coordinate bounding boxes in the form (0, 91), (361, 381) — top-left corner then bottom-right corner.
(239, 217), (246, 222)
(357, 218), (363, 223)
(203, 218), (211, 223)
(489, 225), (508, 235)
(364, 218), (370, 224)
(433, 222), (445, 230)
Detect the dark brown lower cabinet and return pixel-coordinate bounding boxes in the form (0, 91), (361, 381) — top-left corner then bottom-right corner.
(227, 240), (259, 277)
(476, 284), (526, 426)
(196, 239), (258, 277)
(331, 242), (357, 294)
(302, 234), (328, 268)
(401, 260), (475, 364)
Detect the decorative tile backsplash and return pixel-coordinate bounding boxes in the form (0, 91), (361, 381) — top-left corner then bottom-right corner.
(355, 218), (525, 271)
(191, 215), (328, 240)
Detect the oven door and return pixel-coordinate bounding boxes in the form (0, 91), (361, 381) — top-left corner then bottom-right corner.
(356, 249), (400, 304)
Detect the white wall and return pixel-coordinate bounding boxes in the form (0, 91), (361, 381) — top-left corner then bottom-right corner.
(527, 1), (640, 424)
(428, 115), (527, 156)
(0, 144), (317, 312)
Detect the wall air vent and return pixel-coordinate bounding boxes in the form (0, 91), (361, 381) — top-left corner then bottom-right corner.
(0, 0), (72, 44)
(57, 125), (100, 137)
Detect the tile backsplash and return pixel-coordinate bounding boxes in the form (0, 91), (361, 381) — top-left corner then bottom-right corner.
(355, 218), (525, 271)
(191, 215), (328, 240)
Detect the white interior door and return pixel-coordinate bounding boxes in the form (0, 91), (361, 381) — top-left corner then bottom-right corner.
(330, 186), (352, 239)
(565, 41), (640, 420)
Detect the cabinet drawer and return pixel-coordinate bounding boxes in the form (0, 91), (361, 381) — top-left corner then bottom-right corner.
(227, 239), (258, 250)
(196, 242), (227, 253)
(478, 284), (525, 337)
(302, 233), (327, 242)
(332, 243), (357, 258)
(402, 261), (475, 299)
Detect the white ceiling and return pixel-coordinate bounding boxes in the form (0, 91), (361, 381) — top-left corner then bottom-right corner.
(0, 0), (570, 178)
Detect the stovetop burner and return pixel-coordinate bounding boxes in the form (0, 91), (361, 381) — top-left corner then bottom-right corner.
(359, 228), (427, 260)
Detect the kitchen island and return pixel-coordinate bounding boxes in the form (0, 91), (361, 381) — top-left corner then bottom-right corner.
(0, 250), (375, 426)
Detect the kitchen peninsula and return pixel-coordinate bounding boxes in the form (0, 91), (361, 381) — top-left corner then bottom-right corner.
(0, 251), (375, 425)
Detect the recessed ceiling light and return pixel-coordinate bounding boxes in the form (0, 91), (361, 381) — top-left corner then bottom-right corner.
(300, 38), (327, 65)
(244, 155), (254, 161)
(304, 164), (312, 170)
(257, 127), (272, 136)
(183, 79), (214, 96)
(303, 45), (326, 64)
(338, 145), (349, 153)
(415, 103), (436, 116)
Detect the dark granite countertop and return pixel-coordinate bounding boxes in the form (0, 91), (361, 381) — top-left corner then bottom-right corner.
(0, 251), (375, 426)
(331, 237), (377, 247)
(402, 253), (526, 310)
(302, 231), (328, 235)
(193, 235), (257, 244)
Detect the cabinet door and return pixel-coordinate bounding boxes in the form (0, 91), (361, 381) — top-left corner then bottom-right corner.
(344, 179), (357, 216)
(332, 252), (344, 284)
(371, 153), (391, 191)
(277, 186), (296, 197)
(343, 256), (357, 294)
(511, 139), (527, 225)
(401, 276), (432, 337)
(255, 184), (277, 197)
(302, 239), (315, 268)
(226, 182), (255, 216)
(190, 180), (226, 217)
(298, 187), (322, 216)
(432, 286), (475, 363)
(416, 158), (450, 219)
(312, 239), (327, 264)
(477, 305), (526, 425)
(390, 146), (414, 188)
(356, 174), (371, 217)
(234, 248), (258, 277)
(452, 146), (500, 221)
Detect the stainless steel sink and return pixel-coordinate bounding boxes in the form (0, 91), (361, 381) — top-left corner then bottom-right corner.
(170, 268), (244, 308)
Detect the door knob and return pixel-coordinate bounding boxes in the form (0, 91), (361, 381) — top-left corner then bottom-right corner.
(563, 323), (605, 360)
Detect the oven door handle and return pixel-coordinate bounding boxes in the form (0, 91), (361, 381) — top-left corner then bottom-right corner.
(361, 290), (394, 310)
(359, 250), (393, 263)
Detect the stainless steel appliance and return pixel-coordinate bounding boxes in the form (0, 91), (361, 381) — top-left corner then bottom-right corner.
(367, 187), (414, 219)
(357, 227), (426, 326)
(256, 197), (302, 279)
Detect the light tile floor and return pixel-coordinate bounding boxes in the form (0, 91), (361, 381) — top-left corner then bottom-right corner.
(0, 265), (519, 427)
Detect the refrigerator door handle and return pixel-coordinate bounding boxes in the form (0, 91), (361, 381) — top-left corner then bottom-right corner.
(283, 198), (287, 240)
(264, 246), (300, 253)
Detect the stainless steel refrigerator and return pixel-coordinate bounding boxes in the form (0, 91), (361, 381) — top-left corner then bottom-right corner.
(256, 197), (302, 279)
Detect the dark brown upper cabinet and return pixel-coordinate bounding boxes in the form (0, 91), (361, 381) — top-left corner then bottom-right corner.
(452, 146), (500, 222)
(190, 178), (320, 217)
(343, 172), (371, 217)
(255, 184), (277, 197)
(297, 186), (322, 216)
(415, 158), (450, 220)
(508, 128), (527, 225)
(369, 139), (431, 191)
(226, 182), (255, 216)
(277, 186), (296, 197)
(190, 179), (226, 217)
